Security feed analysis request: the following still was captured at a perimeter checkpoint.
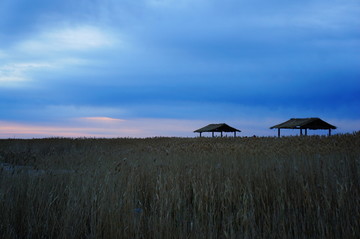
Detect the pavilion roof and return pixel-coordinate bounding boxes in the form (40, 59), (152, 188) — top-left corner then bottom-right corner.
(270, 118), (336, 130)
(194, 123), (241, 133)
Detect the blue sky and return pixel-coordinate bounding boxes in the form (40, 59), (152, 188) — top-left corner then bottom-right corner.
(1, 0), (360, 138)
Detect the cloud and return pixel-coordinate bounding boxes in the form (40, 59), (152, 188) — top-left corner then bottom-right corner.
(0, 121), (99, 138)
(16, 25), (116, 54)
(0, 118), (207, 138)
(0, 62), (54, 87)
(0, 0), (359, 137)
(1, 116), (358, 138)
(0, 24), (119, 87)
(79, 117), (126, 123)
(34, 105), (128, 122)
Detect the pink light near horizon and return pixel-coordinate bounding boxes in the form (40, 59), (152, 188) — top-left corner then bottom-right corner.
(79, 117), (126, 122)
(0, 118), (204, 138)
(0, 120), (138, 138)
(0, 118), (358, 139)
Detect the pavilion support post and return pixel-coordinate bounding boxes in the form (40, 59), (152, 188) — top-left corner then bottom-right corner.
(278, 128), (281, 138)
(212, 132), (214, 138)
(199, 132), (202, 137)
(305, 128), (308, 136)
(234, 131), (236, 137)
(221, 132), (223, 137)
(300, 128), (303, 136)
(329, 129), (331, 136)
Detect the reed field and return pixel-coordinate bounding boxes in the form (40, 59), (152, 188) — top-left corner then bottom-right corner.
(0, 133), (359, 238)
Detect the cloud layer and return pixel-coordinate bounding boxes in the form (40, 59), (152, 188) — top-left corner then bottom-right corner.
(0, 0), (359, 137)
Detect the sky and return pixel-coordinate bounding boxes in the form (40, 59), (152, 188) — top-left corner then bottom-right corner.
(0, 0), (360, 138)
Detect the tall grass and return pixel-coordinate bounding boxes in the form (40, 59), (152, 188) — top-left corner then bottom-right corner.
(0, 133), (359, 238)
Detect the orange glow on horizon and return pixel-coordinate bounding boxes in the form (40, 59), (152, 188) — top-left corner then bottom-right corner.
(79, 117), (126, 122)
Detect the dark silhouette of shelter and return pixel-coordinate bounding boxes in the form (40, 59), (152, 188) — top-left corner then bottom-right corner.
(270, 118), (336, 137)
(194, 123), (241, 137)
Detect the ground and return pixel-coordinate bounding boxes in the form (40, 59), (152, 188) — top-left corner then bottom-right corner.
(0, 134), (359, 238)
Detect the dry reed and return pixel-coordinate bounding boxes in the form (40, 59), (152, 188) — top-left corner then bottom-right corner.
(0, 133), (359, 238)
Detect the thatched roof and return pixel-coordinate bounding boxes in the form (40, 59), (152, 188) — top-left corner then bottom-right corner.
(270, 118), (336, 130)
(194, 123), (241, 133)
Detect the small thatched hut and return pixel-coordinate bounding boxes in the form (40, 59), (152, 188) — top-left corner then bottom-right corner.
(270, 118), (336, 137)
(194, 123), (241, 137)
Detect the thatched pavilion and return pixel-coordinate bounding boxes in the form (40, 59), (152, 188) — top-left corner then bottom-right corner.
(194, 123), (241, 137)
(270, 118), (336, 137)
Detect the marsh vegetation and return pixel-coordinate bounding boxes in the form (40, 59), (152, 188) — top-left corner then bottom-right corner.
(0, 133), (359, 238)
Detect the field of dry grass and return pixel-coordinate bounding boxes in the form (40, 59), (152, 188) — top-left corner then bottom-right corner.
(0, 133), (359, 238)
